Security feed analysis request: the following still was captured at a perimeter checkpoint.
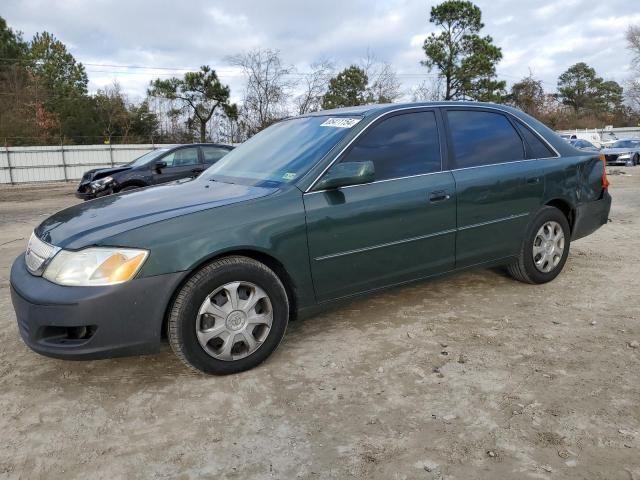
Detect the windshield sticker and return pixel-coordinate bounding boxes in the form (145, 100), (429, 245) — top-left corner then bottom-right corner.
(320, 117), (361, 129)
(282, 172), (297, 181)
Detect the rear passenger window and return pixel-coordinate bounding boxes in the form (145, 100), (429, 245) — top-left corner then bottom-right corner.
(447, 110), (524, 168)
(514, 121), (556, 159)
(339, 111), (441, 181)
(201, 146), (229, 165)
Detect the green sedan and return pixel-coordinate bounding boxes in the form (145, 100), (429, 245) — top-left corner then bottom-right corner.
(10, 102), (611, 375)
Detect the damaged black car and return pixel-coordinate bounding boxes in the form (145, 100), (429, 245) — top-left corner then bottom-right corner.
(76, 143), (234, 200)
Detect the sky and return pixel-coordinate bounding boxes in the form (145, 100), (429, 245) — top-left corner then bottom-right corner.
(3, 0), (639, 102)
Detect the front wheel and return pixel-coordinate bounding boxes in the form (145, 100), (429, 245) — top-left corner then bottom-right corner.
(507, 206), (571, 284)
(633, 154), (639, 166)
(168, 256), (289, 375)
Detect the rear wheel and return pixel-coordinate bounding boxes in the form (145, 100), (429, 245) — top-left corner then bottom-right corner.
(168, 256), (289, 375)
(507, 206), (571, 284)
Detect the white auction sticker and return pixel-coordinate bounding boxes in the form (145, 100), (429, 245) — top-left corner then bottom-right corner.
(320, 117), (361, 128)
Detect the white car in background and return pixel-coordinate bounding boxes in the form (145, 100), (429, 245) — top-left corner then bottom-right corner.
(600, 139), (640, 166)
(558, 129), (618, 148)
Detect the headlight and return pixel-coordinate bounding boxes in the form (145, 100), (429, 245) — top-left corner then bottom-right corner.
(43, 247), (148, 286)
(617, 152), (631, 159)
(90, 176), (114, 190)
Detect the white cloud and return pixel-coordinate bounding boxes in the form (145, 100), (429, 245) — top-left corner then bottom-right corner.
(2, 0), (636, 99)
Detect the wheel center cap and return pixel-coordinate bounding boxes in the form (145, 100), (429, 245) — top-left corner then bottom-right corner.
(226, 310), (247, 331)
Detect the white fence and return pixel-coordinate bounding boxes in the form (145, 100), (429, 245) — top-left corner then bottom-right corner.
(0, 144), (174, 184)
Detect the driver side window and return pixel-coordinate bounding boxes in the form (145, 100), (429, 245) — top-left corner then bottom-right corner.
(338, 111), (441, 181)
(161, 147), (199, 168)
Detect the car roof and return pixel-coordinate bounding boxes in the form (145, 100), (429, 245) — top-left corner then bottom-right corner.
(301, 101), (525, 118)
(163, 143), (234, 149)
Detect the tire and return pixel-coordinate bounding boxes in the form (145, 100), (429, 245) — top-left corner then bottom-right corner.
(633, 154), (639, 166)
(168, 256), (289, 375)
(507, 206), (571, 284)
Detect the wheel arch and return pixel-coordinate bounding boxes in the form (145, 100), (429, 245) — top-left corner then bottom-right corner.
(161, 248), (298, 338)
(544, 198), (576, 233)
(117, 179), (148, 190)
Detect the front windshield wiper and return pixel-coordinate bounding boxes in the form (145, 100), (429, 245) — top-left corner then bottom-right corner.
(209, 177), (236, 185)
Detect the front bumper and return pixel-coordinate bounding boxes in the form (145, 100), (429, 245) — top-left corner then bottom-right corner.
(10, 254), (185, 360)
(572, 190), (612, 241)
(75, 185), (114, 200)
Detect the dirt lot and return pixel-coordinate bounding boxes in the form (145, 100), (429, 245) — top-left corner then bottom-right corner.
(0, 173), (638, 480)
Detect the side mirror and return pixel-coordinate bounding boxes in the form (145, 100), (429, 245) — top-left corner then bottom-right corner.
(314, 161), (375, 190)
(155, 160), (167, 171)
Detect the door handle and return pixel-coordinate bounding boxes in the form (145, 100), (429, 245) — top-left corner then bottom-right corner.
(526, 176), (541, 184)
(429, 190), (451, 202)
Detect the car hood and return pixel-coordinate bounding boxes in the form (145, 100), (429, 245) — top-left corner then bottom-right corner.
(36, 179), (277, 249)
(601, 148), (636, 154)
(80, 165), (132, 183)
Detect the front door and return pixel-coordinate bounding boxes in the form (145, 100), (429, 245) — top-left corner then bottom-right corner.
(304, 109), (457, 302)
(153, 146), (202, 184)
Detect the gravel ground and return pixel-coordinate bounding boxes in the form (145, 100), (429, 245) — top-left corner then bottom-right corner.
(0, 172), (638, 480)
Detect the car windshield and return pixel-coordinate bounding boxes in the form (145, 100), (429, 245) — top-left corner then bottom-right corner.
(126, 149), (169, 168)
(204, 115), (362, 187)
(610, 140), (640, 149)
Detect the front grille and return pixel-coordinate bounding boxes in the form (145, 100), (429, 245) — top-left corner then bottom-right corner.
(605, 154), (619, 163)
(24, 233), (60, 275)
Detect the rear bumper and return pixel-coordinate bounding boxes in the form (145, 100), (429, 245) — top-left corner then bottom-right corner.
(572, 190), (612, 241)
(10, 254), (185, 360)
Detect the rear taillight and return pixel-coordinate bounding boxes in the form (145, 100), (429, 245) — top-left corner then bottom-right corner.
(599, 153), (609, 190)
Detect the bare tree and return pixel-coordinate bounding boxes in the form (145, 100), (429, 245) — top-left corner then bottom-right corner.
(625, 25), (640, 111)
(228, 49), (295, 134)
(296, 59), (334, 114)
(627, 25), (640, 67)
(361, 50), (402, 103)
(95, 81), (128, 142)
(411, 77), (444, 102)
(626, 79), (640, 112)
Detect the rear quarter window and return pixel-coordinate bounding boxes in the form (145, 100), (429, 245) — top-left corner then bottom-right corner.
(447, 110), (525, 168)
(513, 121), (557, 159)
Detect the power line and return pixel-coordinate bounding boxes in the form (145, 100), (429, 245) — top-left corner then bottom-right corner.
(0, 56), (561, 87)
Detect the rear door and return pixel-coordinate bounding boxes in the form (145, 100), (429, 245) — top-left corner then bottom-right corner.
(304, 109), (457, 302)
(153, 146), (202, 184)
(444, 108), (552, 268)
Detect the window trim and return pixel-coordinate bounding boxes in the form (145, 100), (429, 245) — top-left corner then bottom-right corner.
(305, 105), (559, 192)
